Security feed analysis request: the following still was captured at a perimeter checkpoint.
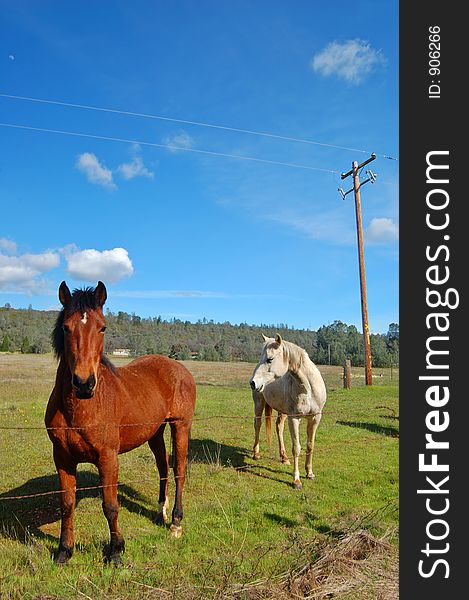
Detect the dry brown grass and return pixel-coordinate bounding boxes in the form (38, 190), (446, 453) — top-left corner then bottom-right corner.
(140, 527), (398, 600)
(0, 353), (398, 391)
(0, 353), (57, 384)
(180, 360), (255, 387)
(219, 528), (398, 600)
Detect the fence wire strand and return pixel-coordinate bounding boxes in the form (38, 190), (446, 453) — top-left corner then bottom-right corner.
(0, 404), (398, 503)
(0, 405), (398, 431)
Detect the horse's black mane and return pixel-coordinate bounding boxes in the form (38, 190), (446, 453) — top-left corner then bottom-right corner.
(52, 286), (117, 373)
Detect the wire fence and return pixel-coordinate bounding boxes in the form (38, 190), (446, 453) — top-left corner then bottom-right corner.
(0, 404), (399, 430)
(0, 405), (398, 503)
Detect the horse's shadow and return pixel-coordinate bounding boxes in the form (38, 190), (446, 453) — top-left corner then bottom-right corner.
(0, 470), (157, 546)
(336, 420), (399, 438)
(189, 437), (249, 468)
(189, 437), (300, 489)
(242, 461), (296, 487)
(0, 438), (250, 545)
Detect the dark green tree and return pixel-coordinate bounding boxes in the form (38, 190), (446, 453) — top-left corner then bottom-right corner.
(20, 336), (31, 354)
(0, 304), (399, 366)
(168, 344), (191, 360)
(1, 334), (11, 352)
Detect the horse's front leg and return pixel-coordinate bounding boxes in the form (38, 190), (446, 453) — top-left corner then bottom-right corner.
(252, 391), (265, 460)
(97, 451), (124, 564)
(276, 412), (290, 464)
(287, 416), (302, 490)
(54, 447), (77, 564)
(305, 415), (321, 480)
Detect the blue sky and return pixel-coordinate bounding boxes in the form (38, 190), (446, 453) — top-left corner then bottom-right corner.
(0, 1), (398, 333)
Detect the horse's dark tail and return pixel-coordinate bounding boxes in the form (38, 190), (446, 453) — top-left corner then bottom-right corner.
(265, 403), (273, 448)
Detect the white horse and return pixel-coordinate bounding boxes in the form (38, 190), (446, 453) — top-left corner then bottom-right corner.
(250, 334), (327, 489)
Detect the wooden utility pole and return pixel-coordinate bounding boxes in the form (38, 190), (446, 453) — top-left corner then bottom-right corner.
(352, 161), (372, 385)
(339, 154), (376, 386)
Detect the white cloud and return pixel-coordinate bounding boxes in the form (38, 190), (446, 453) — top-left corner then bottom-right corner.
(0, 247), (60, 292)
(76, 152), (116, 189)
(312, 39), (385, 85)
(117, 155), (154, 180)
(0, 243), (137, 291)
(76, 149), (154, 186)
(65, 247), (134, 283)
(21, 252), (60, 271)
(162, 131), (194, 153)
(0, 238), (17, 254)
(364, 218), (399, 244)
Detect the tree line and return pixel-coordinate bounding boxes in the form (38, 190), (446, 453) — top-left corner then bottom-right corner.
(0, 304), (399, 367)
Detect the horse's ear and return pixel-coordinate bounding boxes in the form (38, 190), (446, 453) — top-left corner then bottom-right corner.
(275, 334), (283, 346)
(95, 281), (107, 307)
(261, 333), (269, 342)
(58, 281), (71, 307)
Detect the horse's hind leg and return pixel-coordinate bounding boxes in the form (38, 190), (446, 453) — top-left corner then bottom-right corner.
(276, 412), (290, 465)
(97, 451), (124, 565)
(169, 419), (191, 538)
(305, 415), (321, 480)
(53, 447), (77, 564)
(148, 424), (170, 525)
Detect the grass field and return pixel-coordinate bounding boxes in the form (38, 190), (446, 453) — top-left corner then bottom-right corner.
(0, 354), (398, 599)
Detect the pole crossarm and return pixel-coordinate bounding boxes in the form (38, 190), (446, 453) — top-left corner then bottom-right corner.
(339, 154), (377, 201)
(341, 153), (376, 179)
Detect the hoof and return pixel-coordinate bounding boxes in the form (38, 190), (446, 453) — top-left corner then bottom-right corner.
(293, 480), (302, 490)
(306, 472), (315, 480)
(170, 524), (183, 538)
(105, 553), (123, 567)
(253, 453), (261, 460)
(281, 457), (291, 465)
(104, 538), (125, 565)
(54, 546), (72, 565)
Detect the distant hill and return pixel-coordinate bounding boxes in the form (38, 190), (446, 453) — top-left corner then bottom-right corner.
(0, 305), (399, 367)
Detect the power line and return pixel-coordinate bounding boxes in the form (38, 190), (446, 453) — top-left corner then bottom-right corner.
(0, 92), (398, 160)
(0, 122), (340, 174)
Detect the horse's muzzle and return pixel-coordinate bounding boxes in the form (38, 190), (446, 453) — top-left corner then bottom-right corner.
(72, 373), (96, 399)
(250, 379), (264, 393)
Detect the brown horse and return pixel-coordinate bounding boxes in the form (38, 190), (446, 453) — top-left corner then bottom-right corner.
(45, 281), (196, 564)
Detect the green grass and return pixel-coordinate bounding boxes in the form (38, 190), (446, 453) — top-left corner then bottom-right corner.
(0, 355), (398, 599)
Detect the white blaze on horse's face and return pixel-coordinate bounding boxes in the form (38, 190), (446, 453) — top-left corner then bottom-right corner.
(250, 334), (287, 393)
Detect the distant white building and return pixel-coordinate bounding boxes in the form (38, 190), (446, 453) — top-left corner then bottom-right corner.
(112, 348), (131, 357)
